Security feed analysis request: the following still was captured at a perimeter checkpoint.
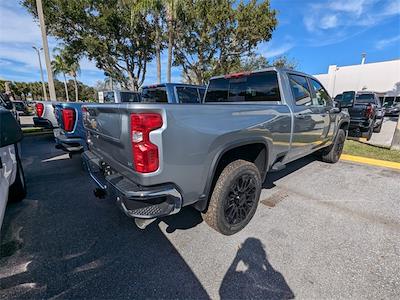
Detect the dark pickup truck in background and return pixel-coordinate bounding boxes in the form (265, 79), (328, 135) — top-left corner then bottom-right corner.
(337, 91), (383, 140)
(82, 68), (350, 235)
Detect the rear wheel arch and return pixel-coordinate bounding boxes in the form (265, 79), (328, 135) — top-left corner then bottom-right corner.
(194, 140), (269, 212)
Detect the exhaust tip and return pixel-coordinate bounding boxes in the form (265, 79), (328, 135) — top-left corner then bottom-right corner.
(134, 218), (156, 230)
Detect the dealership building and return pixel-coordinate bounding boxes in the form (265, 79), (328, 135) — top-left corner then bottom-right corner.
(314, 58), (400, 100)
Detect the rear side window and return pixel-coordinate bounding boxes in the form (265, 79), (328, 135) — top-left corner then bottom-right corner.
(289, 74), (312, 106)
(204, 71), (281, 102)
(141, 87), (168, 103)
(176, 87), (200, 103)
(120, 92), (140, 103)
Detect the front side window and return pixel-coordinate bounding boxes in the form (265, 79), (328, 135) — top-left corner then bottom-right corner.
(176, 87), (200, 103)
(289, 74), (312, 106)
(204, 71), (281, 103)
(310, 79), (332, 107)
(141, 87), (168, 103)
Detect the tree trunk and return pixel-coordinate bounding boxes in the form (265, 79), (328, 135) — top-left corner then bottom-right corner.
(63, 73), (70, 102)
(155, 16), (162, 84)
(391, 116), (400, 151)
(167, 19), (173, 83)
(73, 76), (79, 102)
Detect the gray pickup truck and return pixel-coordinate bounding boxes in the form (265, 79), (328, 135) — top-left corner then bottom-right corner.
(82, 68), (350, 235)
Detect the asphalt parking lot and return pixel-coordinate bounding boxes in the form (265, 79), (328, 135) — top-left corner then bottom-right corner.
(1, 135), (399, 299)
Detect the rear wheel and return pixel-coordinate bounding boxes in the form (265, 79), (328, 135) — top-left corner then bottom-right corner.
(320, 129), (346, 163)
(9, 145), (26, 202)
(373, 120), (383, 133)
(365, 125), (373, 141)
(202, 160), (261, 235)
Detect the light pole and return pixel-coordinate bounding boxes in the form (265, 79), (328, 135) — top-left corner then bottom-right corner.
(36, 0), (57, 100)
(32, 46), (48, 101)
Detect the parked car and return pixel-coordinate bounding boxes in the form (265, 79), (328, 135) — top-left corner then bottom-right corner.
(98, 90), (141, 103)
(53, 102), (87, 153)
(13, 100), (31, 116)
(33, 101), (59, 129)
(141, 83), (206, 103)
(383, 96), (400, 117)
(81, 68), (350, 235)
(0, 93), (20, 124)
(337, 91), (377, 140)
(0, 107), (26, 230)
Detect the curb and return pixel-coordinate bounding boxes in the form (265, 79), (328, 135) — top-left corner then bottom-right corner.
(340, 154), (400, 171)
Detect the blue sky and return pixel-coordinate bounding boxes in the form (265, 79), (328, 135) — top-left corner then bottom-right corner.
(0, 0), (399, 87)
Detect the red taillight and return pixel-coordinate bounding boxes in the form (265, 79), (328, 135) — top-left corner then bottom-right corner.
(35, 103), (44, 117)
(130, 113), (163, 173)
(62, 108), (76, 132)
(365, 104), (374, 118)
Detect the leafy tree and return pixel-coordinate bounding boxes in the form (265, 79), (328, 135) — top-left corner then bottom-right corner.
(271, 55), (298, 70)
(174, 0), (277, 85)
(22, 0), (156, 91)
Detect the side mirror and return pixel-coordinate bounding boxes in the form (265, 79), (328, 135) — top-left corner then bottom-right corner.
(340, 91), (356, 108)
(0, 109), (23, 147)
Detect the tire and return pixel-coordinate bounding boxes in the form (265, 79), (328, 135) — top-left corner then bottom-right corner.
(8, 145), (27, 202)
(373, 121), (382, 133)
(202, 160), (262, 235)
(320, 129), (346, 163)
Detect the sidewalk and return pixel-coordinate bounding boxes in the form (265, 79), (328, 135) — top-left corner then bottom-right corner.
(366, 117), (397, 148)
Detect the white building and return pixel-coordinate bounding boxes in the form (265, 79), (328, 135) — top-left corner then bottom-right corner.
(314, 58), (400, 98)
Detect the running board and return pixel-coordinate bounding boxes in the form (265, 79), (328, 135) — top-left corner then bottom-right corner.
(270, 161), (286, 172)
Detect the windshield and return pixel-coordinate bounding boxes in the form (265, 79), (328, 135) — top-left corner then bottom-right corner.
(355, 94), (375, 104)
(141, 86), (168, 103)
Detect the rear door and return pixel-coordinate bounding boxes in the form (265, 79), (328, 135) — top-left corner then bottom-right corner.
(287, 74), (326, 158)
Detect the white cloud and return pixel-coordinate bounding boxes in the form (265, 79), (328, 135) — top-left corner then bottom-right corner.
(257, 40), (294, 58)
(303, 0), (399, 33)
(376, 35), (400, 50)
(320, 15), (338, 29)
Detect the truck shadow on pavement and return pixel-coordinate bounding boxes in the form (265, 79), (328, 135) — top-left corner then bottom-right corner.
(220, 238), (294, 300)
(263, 155), (317, 189)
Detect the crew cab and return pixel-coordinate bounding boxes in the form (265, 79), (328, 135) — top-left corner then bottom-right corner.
(33, 101), (59, 129)
(82, 68), (350, 235)
(0, 107), (26, 230)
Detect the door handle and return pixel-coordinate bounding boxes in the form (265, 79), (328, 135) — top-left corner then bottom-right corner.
(295, 114), (306, 119)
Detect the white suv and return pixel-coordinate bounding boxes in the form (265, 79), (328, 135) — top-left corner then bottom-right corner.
(0, 107), (26, 230)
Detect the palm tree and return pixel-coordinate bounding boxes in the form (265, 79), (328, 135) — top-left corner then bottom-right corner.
(51, 54), (70, 101)
(123, 0), (182, 83)
(69, 62), (80, 101)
